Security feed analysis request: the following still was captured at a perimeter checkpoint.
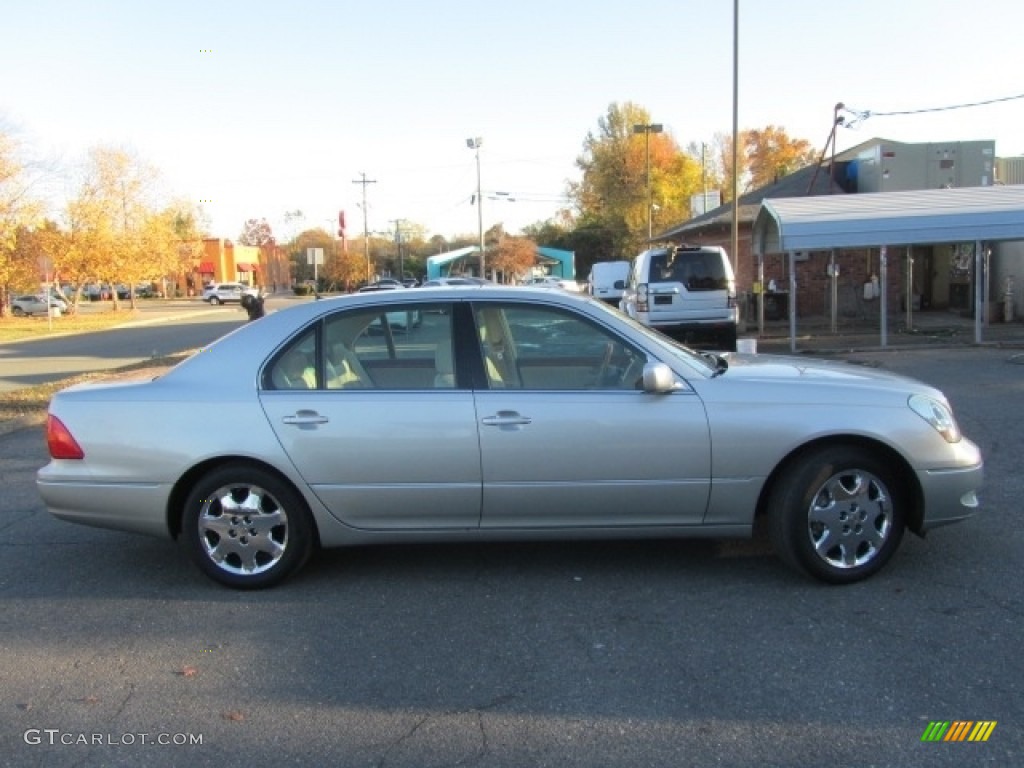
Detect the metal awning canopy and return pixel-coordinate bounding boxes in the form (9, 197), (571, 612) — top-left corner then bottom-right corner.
(754, 185), (1024, 253)
(750, 185), (1024, 350)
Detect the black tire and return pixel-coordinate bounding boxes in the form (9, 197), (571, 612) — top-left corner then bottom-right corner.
(719, 325), (737, 352)
(182, 464), (315, 589)
(209, 296), (221, 305)
(12, 306), (25, 317)
(768, 445), (906, 584)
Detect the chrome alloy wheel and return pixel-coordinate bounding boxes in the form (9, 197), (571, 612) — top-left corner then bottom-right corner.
(197, 483), (289, 576)
(806, 468), (892, 569)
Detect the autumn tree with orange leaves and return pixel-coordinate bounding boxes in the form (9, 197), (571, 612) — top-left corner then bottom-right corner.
(489, 235), (537, 282)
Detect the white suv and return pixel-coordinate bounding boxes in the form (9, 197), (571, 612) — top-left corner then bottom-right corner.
(202, 283), (259, 305)
(620, 245), (737, 350)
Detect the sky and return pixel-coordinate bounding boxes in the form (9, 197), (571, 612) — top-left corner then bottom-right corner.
(3, 0), (1023, 245)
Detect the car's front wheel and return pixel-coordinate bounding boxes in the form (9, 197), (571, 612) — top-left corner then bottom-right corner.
(12, 306), (25, 316)
(209, 296), (221, 305)
(182, 464), (316, 589)
(768, 445), (906, 584)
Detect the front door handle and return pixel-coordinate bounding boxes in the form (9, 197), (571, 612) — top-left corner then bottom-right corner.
(282, 410), (329, 426)
(481, 410), (532, 428)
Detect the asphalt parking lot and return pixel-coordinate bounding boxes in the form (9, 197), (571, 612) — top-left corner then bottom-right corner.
(1, 346), (1021, 767)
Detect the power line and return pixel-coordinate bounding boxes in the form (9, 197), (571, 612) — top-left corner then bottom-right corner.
(843, 92), (1024, 126)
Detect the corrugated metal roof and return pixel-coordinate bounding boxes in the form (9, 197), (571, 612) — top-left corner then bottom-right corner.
(754, 184), (1024, 253)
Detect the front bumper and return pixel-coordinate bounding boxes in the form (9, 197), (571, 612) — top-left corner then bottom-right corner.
(917, 437), (984, 531)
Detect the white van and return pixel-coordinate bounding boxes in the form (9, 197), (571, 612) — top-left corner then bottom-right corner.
(620, 245), (738, 350)
(587, 261), (631, 305)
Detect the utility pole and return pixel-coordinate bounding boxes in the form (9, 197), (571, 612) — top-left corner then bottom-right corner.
(389, 218), (406, 280)
(731, 0), (739, 274)
(352, 172), (377, 283)
(466, 138), (484, 276)
(701, 142), (708, 214)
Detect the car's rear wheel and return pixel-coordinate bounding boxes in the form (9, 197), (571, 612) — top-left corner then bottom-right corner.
(768, 445), (906, 584)
(209, 296), (221, 305)
(182, 464), (315, 589)
(12, 306), (25, 316)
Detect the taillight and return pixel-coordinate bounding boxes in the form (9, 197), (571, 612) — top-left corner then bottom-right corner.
(46, 415), (84, 460)
(636, 283), (649, 312)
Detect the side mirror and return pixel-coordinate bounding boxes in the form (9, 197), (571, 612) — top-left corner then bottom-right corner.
(642, 362), (680, 393)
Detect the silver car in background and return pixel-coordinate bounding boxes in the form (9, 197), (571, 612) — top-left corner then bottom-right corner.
(37, 286), (982, 588)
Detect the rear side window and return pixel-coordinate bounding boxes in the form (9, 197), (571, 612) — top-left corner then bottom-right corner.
(648, 250), (729, 291)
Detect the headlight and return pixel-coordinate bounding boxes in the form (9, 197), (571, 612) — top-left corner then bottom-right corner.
(909, 394), (961, 443)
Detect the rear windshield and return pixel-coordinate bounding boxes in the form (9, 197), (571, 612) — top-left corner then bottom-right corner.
(648, 250), (730, 291)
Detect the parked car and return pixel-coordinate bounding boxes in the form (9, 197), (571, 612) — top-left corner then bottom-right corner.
(10, 293), (68, 316)
(38, 286), (982, 589)
(356, 282), (401, 293)
(620, 245), (738, 350)
(420, 276), (491, 287)
(202, 282), (259, 305)
(523, 275), (583, 292)
(588, 260), (631, 306)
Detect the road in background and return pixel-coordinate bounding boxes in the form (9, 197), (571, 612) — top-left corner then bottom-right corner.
(0, 346), (1020, 767)
(0, 298), (299, 393)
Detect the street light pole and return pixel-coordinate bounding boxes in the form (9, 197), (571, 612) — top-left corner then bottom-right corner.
(466, 137), (485, 276)
(633, 123), (663, 240)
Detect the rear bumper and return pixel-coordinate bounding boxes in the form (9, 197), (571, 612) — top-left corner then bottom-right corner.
(636, 307), (739, 332)
(37, 475), (173, 538)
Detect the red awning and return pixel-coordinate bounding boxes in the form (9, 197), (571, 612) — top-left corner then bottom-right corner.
(236, 263), (253, 272)
(197, 261), (215, 272)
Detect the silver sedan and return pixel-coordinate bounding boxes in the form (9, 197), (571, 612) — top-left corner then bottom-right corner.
(37, 286), (982, 588)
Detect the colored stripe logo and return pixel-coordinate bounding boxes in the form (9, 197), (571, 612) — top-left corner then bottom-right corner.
(921, 721), (997, 742)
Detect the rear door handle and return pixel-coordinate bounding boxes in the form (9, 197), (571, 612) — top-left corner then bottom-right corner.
(481, 411), (532, 428)
(282, 410), (329, 425)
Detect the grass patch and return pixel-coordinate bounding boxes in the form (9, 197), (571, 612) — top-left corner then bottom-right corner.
(0, 309), (141, 343)
(0, 350), (191, 436)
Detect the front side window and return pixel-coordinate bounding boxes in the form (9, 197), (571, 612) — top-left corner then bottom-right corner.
(473, 304), (645, 390)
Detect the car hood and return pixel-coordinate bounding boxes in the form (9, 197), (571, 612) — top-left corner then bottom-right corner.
(714, 353), (941, 397)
